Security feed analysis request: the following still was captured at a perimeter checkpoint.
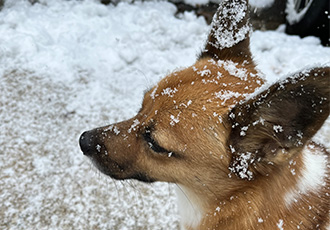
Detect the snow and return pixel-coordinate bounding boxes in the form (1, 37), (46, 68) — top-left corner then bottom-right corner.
(161, 87), (179, 97)
(273, 125), (283, 133)
(277, 219), (284, 230)
(209, 0), (250, 50)
(249, 0), (274, 9)
(214, 89), (242, 105)
(170, 113), (181, 126)
(0, 0), (329, 229)
(286, 0), (312, 24)
(229, 151), (254, 180)
(183, 0), (210, 6)
(128, 119), (140, 133)
(217, 60), (250, 81)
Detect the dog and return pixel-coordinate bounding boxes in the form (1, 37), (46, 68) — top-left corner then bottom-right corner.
(79, 0), (330, 229)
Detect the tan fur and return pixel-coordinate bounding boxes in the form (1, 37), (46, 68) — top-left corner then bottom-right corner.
(79, 1), (330, 229)
(196, 143), (329, 230)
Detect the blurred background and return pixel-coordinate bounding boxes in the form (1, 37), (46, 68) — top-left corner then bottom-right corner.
(97, 0), (330, 46)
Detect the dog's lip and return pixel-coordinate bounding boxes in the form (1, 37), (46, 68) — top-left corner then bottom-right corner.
(91, 163), (124, 179)
(130, 173), (156, 183)
(98, 169), (156, 183)
(89, 158), (156, 182)
(89, 157), (123, 174)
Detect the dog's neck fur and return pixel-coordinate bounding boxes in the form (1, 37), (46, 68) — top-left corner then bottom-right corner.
(177, 142), (329, 230)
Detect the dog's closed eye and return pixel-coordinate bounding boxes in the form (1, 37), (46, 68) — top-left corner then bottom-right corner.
(143, 128), (169, 154)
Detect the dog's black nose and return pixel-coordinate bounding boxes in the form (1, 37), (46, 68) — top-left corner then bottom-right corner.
(79, 131), (96, 156)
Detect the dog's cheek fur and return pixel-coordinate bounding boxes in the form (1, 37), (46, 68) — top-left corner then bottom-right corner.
(145, 116), (242, 194)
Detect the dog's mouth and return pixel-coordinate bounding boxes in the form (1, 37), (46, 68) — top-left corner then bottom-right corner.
(90, 157), (156, 183)
(129, 173), (156, 183)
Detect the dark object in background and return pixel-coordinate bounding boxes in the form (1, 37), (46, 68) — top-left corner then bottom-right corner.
(101, 0), (112, 4)
(170, 0), (330, 47)
(171, 0), (330, 47)
(250, 0), (286, 30)
(171, 1), (218, 24)
(285, 0), (329, 46)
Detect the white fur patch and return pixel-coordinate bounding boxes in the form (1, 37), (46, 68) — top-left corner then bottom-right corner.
(326, 221), (330, 230)
(176, 185), (204, 230)
(284, 145), (327, 207)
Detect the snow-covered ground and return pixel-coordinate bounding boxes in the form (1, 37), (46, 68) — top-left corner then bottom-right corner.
(0, 1), (329, 229)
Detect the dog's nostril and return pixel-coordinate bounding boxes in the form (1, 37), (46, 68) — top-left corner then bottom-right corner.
(79, 131), (96, 155)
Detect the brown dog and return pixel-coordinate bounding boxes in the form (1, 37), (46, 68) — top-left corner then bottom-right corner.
(79, 0), (330, 229)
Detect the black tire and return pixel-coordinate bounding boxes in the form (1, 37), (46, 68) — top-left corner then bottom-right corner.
(285, 0), (330, 46)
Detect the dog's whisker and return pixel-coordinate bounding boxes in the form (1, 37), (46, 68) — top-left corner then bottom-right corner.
(131, 182), (147, 208)
(119, 180), (131, 195)
(111, 179), (120, 196)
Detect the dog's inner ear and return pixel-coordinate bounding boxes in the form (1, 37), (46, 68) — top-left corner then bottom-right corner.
(227, 67), (330, 179)
(200, 0), (252, 63)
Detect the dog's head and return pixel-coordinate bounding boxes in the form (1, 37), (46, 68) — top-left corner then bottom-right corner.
(79, 0), (329, 199)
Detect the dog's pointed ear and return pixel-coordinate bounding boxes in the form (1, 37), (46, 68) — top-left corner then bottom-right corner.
(200, 0), (252, 63)
(227, 67), (330, 180)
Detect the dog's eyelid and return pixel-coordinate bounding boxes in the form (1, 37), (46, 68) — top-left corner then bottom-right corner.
(143, 128), (169, 154)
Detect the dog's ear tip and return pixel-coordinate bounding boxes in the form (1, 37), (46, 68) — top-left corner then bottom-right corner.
(200, 0), (252, 61)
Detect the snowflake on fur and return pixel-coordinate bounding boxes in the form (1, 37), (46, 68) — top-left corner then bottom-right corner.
(209, 0), (250, 49)
(229, 148), (254, 180)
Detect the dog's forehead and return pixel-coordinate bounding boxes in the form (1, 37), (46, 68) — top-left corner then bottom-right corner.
(142, 58), (264, 117)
